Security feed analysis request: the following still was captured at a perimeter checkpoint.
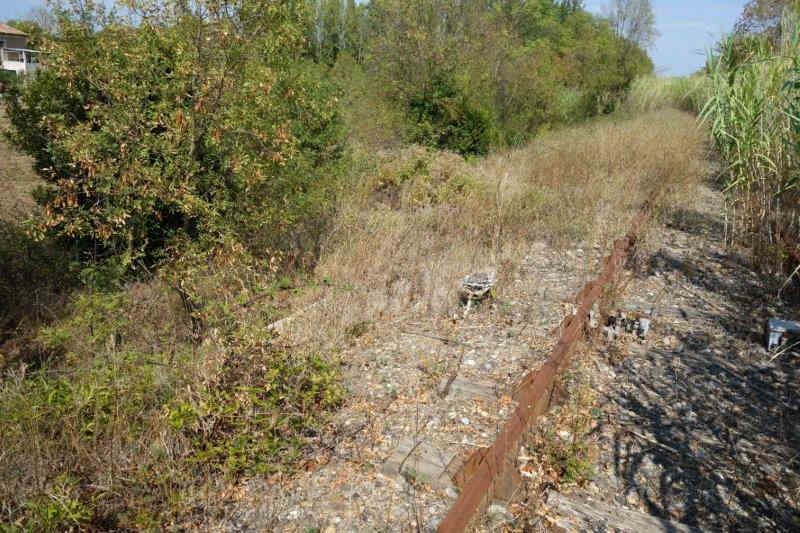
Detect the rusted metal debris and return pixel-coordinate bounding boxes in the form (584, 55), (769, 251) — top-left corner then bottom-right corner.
(438, 206), (649, 533)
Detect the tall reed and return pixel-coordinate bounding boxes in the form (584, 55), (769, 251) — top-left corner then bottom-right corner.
(701, 9), (800, 275)
(625, 75), (708, 114)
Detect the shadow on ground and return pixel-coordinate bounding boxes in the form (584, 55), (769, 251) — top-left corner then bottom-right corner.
(596, 210), (800, 531)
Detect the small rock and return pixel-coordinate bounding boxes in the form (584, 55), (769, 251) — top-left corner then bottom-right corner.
(426, 518), (442, 532)
(759, 463), (777, 476)
(445, 487), (459, 499)
(557, 430), (572, 441)
(626, 492), (639, 506)
(487, 503), (513, 521)
(286, 508), (300, 520)
(460, 417), (470, 425)
(464, 358), (476, 367)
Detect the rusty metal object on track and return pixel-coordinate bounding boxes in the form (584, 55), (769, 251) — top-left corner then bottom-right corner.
(438, 206), (649, 533)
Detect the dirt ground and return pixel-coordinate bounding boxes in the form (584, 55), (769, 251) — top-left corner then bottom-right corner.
(219, 240), (604, 532)
(217, 176), (800, 532)
(535, 181), (800, 532)
(0, 109), (39, 219)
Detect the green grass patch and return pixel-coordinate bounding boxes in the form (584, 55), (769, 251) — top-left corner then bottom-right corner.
(0, 246), (344, 529)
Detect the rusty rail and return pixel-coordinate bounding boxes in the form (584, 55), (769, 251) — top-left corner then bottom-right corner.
(438, 205), (650, 532)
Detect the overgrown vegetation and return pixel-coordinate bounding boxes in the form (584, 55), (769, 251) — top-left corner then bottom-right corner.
(281, 109), (706, 352)
(314, 0), (654, 154)
(624, 75), (709, 114)
(1, 1), (347, 527)
(0, 0), (693, 529)
(701, 2), (800, 279)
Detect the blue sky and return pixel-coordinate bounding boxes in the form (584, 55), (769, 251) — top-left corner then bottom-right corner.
(3, 0), (747, 76)
(584, 1), (747, 75)
(1, 0), (46, 21)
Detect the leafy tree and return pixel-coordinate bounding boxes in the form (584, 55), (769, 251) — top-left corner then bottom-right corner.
(309, 0), (368, 64)
(735, 0), (800, 37)
(6, 0), (343, 267)
(361, 0), (653, 151)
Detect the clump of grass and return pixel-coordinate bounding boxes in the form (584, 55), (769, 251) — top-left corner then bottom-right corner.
(473, 344), (599, 531)
(527, 345), (598, 488)
(625, 75), (710, 114)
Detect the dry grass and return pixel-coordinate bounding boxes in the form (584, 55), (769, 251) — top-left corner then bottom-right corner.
(624, 75), (709, 115)
(276, 109), (708, 349)
(0, 109), (76, 365)
(0, 104), (708, 529)
(0, 108), (39, 220)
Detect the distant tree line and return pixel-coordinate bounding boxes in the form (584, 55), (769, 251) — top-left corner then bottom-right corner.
(303, 0), (654, 154)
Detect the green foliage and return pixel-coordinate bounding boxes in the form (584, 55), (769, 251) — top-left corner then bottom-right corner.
(0, 247), (344, 527)
(701, 7), (800, 274)
(356, 0), (653, 153)
(407, 74), (497, 156)
(308, 0), (367, 64)
(6, 0), (343, 266)
(23, 474), (92, 532)
(0, 70), (16, 86)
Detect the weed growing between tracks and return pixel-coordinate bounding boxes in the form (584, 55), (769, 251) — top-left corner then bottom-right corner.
(0, 108), (707, 529)
(281, 109), (707, 351)
(467, 342), (600, 533)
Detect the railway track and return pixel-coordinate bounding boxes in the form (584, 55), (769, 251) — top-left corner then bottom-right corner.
(438, 204), (650, 532)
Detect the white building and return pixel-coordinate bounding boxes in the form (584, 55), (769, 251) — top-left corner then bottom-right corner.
(0, 24), (40, 76)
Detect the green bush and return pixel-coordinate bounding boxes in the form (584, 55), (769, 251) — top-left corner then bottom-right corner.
(0, 246), (344, 528)
(0, 70), (16, 87)
(5, 0), (343, 266)
(407, 75), (497, 156)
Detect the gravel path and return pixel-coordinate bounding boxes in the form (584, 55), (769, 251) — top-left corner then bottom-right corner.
(219, 241), (605, 532)
(548, 182), (800, 531)
(220, 180), (800, 532)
